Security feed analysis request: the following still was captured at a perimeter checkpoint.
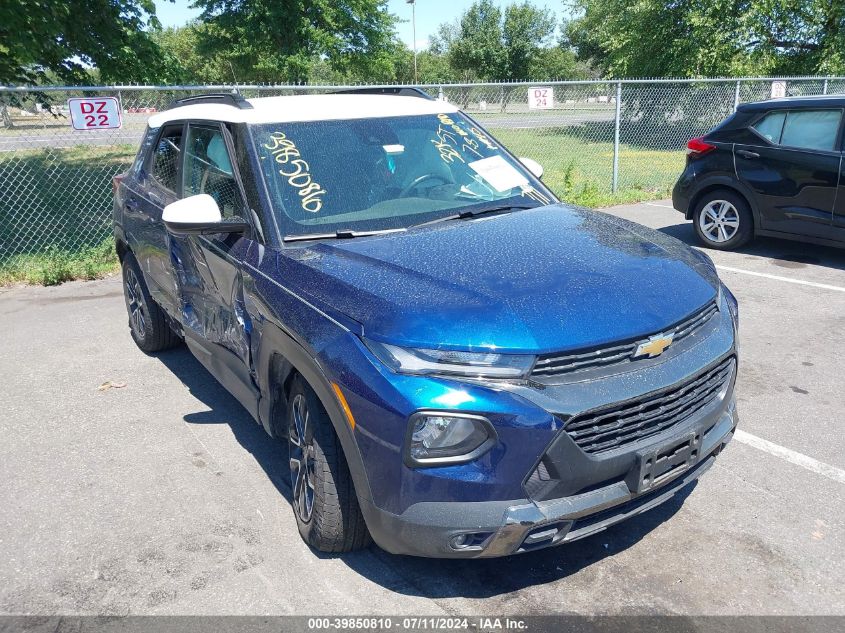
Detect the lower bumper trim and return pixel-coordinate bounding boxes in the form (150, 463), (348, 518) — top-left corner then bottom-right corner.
(359, 405), (736, 558)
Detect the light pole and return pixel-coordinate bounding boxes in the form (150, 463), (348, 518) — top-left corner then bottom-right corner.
(406, 0), (417, 83)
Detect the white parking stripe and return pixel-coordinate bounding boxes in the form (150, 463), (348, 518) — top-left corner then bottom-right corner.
(644, 202), (675, 209)
(734, 430), (845, 485)
(716, 265), (845, 293)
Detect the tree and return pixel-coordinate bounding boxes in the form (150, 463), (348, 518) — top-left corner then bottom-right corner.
(528, 47), (594, 80)
(502, 2), (556, 80)
(448, 0), (506, 80)
(393, 48), (461, 84)
(435, 0), (576, 81)
(0, 0), (172, 85)
(190, 0), (399, 83)
(564, 0), (845, 78)
(152, 23), (231, 84)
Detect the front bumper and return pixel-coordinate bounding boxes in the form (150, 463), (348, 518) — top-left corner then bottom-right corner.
(360, 399), (737, 558)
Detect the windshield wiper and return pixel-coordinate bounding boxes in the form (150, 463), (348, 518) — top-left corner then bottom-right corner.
(410, 203), (536, 229)
(283, 227), (407, 243)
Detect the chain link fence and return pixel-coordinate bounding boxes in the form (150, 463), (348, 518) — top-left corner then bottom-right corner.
(1, 77), (843, 262)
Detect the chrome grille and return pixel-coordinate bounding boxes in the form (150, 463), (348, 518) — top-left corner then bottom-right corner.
(564, 356), (735, 454)
(531, 300), (718, 377)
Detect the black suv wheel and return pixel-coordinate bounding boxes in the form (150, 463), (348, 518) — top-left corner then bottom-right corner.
(121, 254), (181, 353)
(693, 190), (753, 250)
(287, 376), (370, 553)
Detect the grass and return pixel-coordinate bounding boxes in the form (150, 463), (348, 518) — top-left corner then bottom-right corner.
(0, 128), (684, 286)
(488, 125), (682, 208)
(0, 239), (119, 286)
(0, 144), (135, 285)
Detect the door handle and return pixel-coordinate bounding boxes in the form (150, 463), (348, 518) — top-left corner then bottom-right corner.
(737, 149), (760, 159)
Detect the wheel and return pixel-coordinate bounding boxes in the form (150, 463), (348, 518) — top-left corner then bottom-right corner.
(287, 376), (371, 553)
(693, 190), (753, 250)
(121, 254), (181, 353)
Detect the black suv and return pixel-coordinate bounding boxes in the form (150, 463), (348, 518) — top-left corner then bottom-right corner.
(673, 95), (845, 250)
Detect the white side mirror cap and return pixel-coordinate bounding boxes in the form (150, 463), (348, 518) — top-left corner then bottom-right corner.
(162, 194), (222, 227)
(519, 157), (544, 179)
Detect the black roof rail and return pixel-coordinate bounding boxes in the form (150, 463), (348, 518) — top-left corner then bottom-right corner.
(332, 87), (435, 100)
(166, 91), (254, 111)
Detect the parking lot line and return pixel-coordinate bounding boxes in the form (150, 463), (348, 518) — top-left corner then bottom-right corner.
(644, 202), (675, 209)
(715, 265), (845, 293)
(734, 429), (845, 485)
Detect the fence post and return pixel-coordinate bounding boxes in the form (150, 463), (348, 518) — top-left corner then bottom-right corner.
(823, 79), (829, 95)
(733, 80), (741, 111)
(612, 80), (622, 194)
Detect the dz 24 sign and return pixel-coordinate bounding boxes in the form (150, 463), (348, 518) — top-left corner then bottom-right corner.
(68, 97), (122, 130)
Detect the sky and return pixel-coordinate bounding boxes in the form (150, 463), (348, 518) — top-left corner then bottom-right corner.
(152, 0), (567, 50)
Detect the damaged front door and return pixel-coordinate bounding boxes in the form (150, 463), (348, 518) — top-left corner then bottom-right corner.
(169, 122), (258, 413)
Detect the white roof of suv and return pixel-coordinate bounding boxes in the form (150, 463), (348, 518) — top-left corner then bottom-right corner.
(147, 94), (460, 128)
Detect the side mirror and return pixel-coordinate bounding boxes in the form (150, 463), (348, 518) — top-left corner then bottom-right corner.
(519, 157), (544, 179)
(162, 194), (249, 235)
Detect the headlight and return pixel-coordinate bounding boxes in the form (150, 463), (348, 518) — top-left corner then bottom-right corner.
(406, 412), (496, 466)
(364, 340), (535, 378)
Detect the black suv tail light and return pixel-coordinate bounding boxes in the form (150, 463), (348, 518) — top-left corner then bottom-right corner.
(686, 137), (716, 156)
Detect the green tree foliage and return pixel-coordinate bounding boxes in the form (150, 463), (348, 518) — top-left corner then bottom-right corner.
(447, 0), (506, 80)
(392, 48), (461, 84)
(151, 23), (232, 84)
(0, 0), (174, 84)
(502, 2), (556, 80)
(564, 0), (845, 78)
(435, 0), (587, 81)
(190, 0), (399, 83)
(0, 0), (171, 85)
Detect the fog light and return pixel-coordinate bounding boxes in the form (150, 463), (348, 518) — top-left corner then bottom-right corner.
(450, 534), (469, 548)
(449, 531), (493, 550)
(405, 412), (495, 466)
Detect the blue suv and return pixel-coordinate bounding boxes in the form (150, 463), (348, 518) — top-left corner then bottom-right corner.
(113, 90), (739, 558)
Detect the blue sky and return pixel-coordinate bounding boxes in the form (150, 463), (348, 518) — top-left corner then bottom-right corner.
(152, 0), (567, 50)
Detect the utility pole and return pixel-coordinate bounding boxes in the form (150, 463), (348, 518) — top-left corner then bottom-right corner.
(406, 0), (417, 83)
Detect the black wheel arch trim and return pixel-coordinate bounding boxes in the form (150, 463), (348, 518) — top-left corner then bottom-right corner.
(254, 324), (375, 506)
(686, 176), (759, 230)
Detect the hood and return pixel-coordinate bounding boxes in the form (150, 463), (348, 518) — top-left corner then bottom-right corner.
(277, 205), (719, 354)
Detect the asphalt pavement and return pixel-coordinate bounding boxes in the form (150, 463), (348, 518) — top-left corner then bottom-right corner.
(0, 200), (843, 616)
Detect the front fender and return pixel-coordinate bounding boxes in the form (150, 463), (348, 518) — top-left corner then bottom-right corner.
(245, 261), (374, 506)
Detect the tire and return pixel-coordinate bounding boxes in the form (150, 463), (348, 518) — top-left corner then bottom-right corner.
(287, 376), (371, 553)
(693, 189), (754, 250)
(121, 254), (181, 353)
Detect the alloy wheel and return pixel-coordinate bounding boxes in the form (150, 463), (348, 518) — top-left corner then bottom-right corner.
(124, 267), (147, 338)
(699, 200), (740, 243)
(289, 394), (316, 522)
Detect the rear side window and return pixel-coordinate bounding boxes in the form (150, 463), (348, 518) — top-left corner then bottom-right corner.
(751, 111), (786, 144)
(752, 109), (841, 151)
(780, 110), (841, 151)
(151, 125), (183, 192)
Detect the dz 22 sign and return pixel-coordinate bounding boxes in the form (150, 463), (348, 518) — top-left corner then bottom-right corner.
(68, 97), (122, 130)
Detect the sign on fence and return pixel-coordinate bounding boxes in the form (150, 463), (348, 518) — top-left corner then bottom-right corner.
(68, 97), (122, 130)
(770, 81), (787, 99)
(528, 87), (553, 110)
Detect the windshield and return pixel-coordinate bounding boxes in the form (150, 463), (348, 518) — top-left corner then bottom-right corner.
(250, 112), (556, 238)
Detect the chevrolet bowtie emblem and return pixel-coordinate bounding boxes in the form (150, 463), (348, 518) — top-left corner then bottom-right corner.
(633, 333), (675, 359)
